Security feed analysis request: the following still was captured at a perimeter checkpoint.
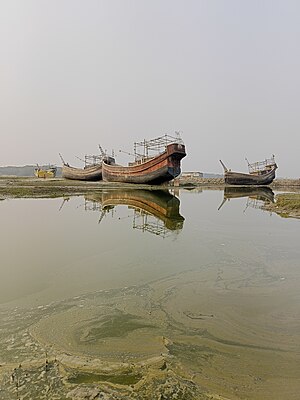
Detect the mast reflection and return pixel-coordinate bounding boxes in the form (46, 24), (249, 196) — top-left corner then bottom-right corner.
(85, 189), (184, 237)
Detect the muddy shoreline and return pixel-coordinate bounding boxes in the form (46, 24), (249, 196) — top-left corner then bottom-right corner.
(0, 176), (300, 198)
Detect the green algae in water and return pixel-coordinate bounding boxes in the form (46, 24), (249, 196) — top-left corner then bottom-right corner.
(68, 371), (142, 385)
(77, 313), (156, 342)
(168, 342), (220, 366)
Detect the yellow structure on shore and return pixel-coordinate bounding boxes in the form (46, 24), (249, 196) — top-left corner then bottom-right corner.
(34, 165), (57, 178)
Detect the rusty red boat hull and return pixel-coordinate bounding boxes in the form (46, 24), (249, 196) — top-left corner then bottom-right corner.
(102, 143), (186, 184)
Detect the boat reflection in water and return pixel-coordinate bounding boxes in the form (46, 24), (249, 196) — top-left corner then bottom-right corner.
(218, 186), (275, 211)
(84, 189), (185, 237)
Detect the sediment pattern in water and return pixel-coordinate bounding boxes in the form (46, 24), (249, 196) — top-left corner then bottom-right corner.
(0, 248), (300, 400)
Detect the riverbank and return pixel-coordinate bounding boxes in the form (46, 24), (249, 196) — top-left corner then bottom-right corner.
(0, 177), (167, 198)
(1, 176), (300, 194)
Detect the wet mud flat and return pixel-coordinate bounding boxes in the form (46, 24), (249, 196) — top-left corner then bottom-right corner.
(1, 248), (300, 400)
(0, 177), (173, 199)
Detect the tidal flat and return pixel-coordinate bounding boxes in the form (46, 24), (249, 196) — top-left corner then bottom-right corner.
(0, 187), (299, 399)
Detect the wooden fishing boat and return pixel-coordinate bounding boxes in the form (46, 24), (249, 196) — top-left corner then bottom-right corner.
(220, 156), (277, 185)
(34, 165), (57, 178)
(59, 148), (114, 181)
(102, 134), (186, 184)
(61, 163), (103, 181)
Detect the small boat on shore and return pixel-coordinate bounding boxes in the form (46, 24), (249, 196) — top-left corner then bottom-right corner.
(59, 148), (114, 181)
(61, 163), (103, 181)
(34, 165), (57, 178)
(102, 134), (186, 185)
(220, 156), (277, 185)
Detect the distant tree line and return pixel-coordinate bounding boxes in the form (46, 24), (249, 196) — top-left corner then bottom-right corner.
(0, 165), (62, 177)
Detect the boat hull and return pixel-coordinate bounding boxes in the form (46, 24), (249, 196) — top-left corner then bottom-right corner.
(225, 166), (277, 185)
(62, 164), (102, 181)
(102, 143), (186, 184)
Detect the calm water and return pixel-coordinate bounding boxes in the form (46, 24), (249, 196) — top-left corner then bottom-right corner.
(0, 189), (299, 399)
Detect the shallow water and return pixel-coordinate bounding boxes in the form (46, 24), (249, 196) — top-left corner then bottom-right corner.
(0, 188), (299, 399)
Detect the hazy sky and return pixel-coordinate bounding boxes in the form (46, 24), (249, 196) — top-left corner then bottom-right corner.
(1, 0), (299, 177)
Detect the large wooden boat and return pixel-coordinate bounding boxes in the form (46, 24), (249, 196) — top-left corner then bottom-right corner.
(220, 156), (277, 185)
(102, 134), (186, 184)
(34, 165), (57, 178)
